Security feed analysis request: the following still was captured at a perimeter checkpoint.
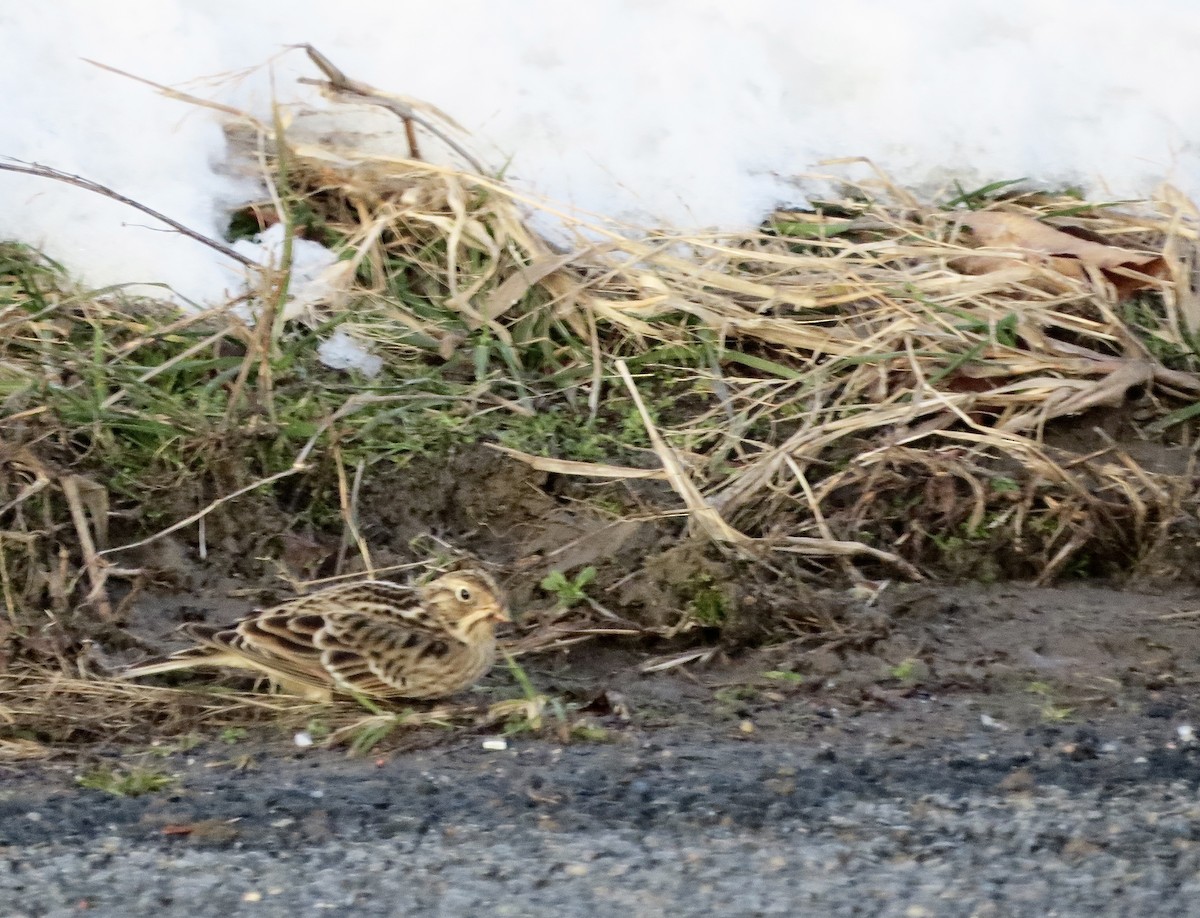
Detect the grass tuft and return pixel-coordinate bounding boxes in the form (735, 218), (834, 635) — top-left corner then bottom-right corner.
(77, 764), (175, 797)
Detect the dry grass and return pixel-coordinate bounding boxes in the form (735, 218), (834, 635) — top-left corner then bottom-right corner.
(0, 666), (555, 760)
(252, 96), (1200, 580)
(3, 53), (1200, 753)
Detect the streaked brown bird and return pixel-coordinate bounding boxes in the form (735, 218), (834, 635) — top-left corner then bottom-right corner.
(120, 570), (509, 702)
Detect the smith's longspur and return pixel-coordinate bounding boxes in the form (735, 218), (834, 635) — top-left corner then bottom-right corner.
(120, 569), (509, 702)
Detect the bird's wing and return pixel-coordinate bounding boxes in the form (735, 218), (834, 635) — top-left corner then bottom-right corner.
(200, 610), (332, 688)
(215, 580), (455, 696)
(313, 606), (467, 698)
(261, 580), (431, 620)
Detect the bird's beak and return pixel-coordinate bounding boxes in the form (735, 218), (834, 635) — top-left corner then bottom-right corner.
(492, 607), (512, 624)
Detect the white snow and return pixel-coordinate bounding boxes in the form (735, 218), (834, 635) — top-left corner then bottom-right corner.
(229, 223), (344, 321)
(316, 328), (383, 378)
(3, 0), (1199, 305)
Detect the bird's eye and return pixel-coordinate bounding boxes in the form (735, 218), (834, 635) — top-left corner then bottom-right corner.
(456, 586), (472, 602)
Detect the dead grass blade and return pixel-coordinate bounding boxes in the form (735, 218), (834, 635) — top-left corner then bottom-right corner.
(0, 668), (516, 759)
(486, 444), (669, 480)
(60, 475), (114, 620)
(616, 359), (750, 547)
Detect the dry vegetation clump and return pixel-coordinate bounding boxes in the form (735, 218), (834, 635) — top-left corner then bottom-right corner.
(0, 666), (552, 760)
(3, 53), (1200, 754)
(257, 118), (1200, 584)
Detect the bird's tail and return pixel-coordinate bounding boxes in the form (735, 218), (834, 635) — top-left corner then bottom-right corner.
(119, 623), (231, 680)
(119, 648), (226, 681)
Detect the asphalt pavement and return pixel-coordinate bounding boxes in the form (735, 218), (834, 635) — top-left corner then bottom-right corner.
(4, 720), (1200, 917)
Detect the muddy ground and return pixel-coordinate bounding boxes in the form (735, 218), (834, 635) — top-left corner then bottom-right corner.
(104, 556), (1200, 755)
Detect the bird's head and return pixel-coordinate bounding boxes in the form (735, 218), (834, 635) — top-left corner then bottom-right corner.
(422, 569), (510, 636)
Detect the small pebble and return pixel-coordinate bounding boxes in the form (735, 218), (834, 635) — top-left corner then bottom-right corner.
(482, 738), (509, 751)
(293, 732), (314, 748)
(1177, 724), (1194, 744)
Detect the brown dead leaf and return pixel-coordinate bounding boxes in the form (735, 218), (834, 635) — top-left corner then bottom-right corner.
(924, 472), (959, 517)
(943, 371), (998, 394)
(480, 252), (580, 322)
(957, 211), (1167, 297)
(436, 331), (466, 361)
(161, 819), (241, 843)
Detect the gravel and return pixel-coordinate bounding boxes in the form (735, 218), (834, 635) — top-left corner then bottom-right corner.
(4, 727), (1200, 917)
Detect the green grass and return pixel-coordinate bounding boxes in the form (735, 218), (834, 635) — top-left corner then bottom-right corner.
(0, 244), (701, 534)
(569, 723), (613, 743)
(889, 659), (921, 683)
(942, 177), (1029, 210)
(4, 312), (591, 532)
(1120, 293), (1200, 371)
(681, 573), (731, 627)
(1027, 681), (1075, 722)
(347, 715), (404, 756)
(77, 765), (175, 797)
(539, 567), (597, 608)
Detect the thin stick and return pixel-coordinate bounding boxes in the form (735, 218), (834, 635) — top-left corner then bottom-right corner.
(297, 44), (487, 175)
(333, 446), (351, 577)
(614, 359), (749, 546)
(486, 443), (669, 480)
(774, 537), (923, 578)
(98, 468), (303, 556)
(349, 458), (372, 576)
(333, 449), (374, 578)
(60, 476), (114, 620)
(785, 455), (859, 581)
(296, 561), (427, 590)
(0, 537), (17, 626)
(0, 161), (256, 269)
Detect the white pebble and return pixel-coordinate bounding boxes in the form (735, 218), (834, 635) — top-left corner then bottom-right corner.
(482, 738), (508, 751)
(293, 731), (314, 748)
(980, 714), (1008, 731)
(1177, 724), (1195, 744)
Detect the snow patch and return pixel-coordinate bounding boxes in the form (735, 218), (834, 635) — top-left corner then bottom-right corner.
(2, 1), (1198, 304)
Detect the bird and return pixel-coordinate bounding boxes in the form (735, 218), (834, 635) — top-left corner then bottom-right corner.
(119, 569), (510, 702)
